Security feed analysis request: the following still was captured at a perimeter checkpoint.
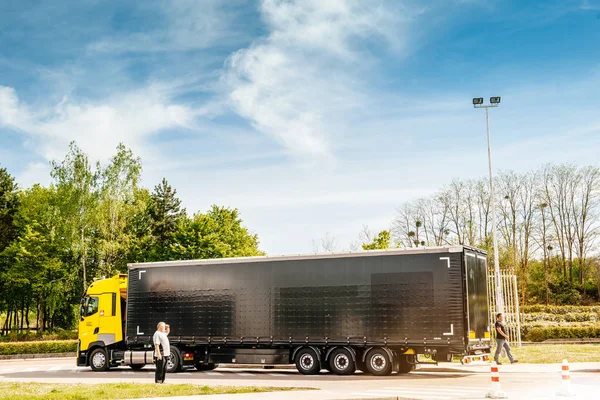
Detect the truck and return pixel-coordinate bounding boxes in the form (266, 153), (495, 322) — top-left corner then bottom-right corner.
(77, 245), (491, 376)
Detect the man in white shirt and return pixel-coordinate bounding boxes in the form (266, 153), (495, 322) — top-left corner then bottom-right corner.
(153, 321), (170, 383)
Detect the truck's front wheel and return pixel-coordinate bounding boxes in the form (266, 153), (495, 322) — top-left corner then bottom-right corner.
(89, 348), (109, 372)
(166, 347), (182, 373)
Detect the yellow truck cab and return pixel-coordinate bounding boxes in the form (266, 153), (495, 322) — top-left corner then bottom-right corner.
(77, 275), (128, 370)
(77, 274), (193, 373)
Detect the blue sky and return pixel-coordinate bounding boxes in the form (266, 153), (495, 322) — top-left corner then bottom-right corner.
(1, 0), (600, 254)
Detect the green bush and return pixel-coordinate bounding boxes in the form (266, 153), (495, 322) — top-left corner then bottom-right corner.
(520, 312), (598, 323)
(0, 340), (77, 355)
(521, 305), (600, 315)
(525, 327), (600, 342)
(0, 329), (77, 342)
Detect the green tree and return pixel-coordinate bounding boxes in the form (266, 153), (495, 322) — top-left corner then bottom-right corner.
(51, 142), (99, 291)
(126, 187), (153, 262)
(362, 230), (391, 250)
(96, 144), (142, 276)
(169, 206), (263, 260)
(147, 178), (186, 260)
(2, 185), (77, 332)
(0, 167), (19, 252)
(0, 167), (20, 330)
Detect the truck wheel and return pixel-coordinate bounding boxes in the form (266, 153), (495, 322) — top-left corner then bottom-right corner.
(129, 364), (145, 370)
(166, 347), (182, 373)
(365, 348), (392, 376)
(195, 362), (218, 371)
(329, 348), (356, 375)
(397, 354), (415, 374)
(295, 348), (321, 375)
(89, 348), (110, 372)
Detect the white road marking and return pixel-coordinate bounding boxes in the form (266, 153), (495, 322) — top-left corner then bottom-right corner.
(351, 386), (488, 400)
(204, 371), (222, 376)
(383, 386), (484, 393)
(47, 365), (68, 372)
(237, 372), (255, 376)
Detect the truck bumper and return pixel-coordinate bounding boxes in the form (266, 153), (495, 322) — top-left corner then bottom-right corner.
(76, 341), (87, 367)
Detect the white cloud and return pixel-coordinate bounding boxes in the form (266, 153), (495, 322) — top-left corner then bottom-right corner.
(223, 0), (406, 159)
(0, 84), (196, 164)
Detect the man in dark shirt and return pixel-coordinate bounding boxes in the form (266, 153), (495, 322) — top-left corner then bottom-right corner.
(494, 313), (518, 365)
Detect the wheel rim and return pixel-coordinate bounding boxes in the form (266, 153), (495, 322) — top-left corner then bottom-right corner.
(92, 352), (106, 369)
(370, 353), (387, 372)
(334, 354), (350, 370)
(300, 354), (314, 370)
(167, 356), (176, 371)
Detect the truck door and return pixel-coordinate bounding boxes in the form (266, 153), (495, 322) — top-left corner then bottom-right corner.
(465, 252), (490, 342)
(97, 292), (119, 346)
(79, 296), (100, 351)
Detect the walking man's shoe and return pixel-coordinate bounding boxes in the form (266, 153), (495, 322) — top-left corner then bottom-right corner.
(496, 362), (502, 365)
(511, 360), (519, 364)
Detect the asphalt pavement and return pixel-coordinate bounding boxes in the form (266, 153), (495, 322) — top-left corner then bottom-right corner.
(1, 357), (599, 400)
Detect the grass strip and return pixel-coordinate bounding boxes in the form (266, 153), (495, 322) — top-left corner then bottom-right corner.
(0, 382), (307, 400)
(495, 343), (600, 363)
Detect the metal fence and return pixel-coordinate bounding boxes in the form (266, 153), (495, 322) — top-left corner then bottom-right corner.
(487, 272), (522, 347)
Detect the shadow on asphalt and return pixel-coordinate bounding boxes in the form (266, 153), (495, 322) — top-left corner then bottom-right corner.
(90, 368), (474, 381)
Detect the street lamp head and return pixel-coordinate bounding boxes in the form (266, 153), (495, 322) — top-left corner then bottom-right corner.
(473, 97), (484, 105)
(490, 96), (501, 104)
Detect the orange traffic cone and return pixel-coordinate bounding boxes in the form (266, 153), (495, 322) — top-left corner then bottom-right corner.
(556, 359), (576, 397)
(485, 361), (507, 399)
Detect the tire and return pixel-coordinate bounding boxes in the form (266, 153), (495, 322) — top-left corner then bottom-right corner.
(365, 348), (393, 376)
(328, 348), (356, 375)
(166, 347), (182, 373)
(397, 354), (415, 374)
(129, 364), (145, 370)
(195, 362), (218, 371)
(295, 348), (321, 375)
(89, 348), (110, 372)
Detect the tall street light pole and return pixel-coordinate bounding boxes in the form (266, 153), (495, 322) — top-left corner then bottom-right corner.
(473, 97), (504, 314)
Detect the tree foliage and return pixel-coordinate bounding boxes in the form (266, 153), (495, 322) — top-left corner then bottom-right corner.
(0, 143), (263, 333)
(390, 164), (600, 305)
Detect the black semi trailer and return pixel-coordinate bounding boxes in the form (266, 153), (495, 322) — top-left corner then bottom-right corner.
(114, 245), (491, 376)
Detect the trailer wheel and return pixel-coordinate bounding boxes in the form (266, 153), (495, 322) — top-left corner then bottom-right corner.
(397, 354), (415, 374)
(365, 348), (393, 376)
(129, 364), (145, 370)
(329, 348), (356, 375)
(295, 348), (321, 375)
(89, 348), (110, 372)
(166, 347), (182, 373)
(195, 362), (218, 371)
